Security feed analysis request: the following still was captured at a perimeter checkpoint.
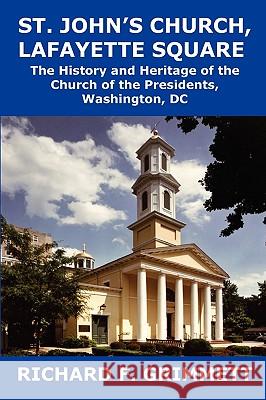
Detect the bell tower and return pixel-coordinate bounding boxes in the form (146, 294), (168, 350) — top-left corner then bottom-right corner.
(128, 130), (186, 251)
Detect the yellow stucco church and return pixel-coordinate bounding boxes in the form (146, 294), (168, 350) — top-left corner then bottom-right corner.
(62, 131), (229, 344)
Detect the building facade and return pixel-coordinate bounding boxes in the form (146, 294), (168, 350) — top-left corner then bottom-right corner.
(1, 225), (53, 265)
(63, 131), (229, 344)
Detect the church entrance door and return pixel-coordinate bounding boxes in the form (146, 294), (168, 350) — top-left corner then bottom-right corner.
(167, 313), (173, 338)
(92, 315), (108, 344)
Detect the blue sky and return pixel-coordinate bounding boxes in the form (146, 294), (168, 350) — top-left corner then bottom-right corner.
(2, 116), (265, 296)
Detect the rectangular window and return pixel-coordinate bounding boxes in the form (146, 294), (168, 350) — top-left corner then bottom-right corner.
(32, 235), (38, 243)
(161, 153), (167, 171)
(78, 325), (90, 332)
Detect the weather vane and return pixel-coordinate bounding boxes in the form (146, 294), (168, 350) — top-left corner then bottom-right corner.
(151, 121), (161, 136)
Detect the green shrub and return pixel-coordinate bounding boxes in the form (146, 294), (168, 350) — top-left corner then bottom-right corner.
(79, 336), (97, 348)
(155, 343), (169, 353)
(61, 336), (96, 348)
(183, 339), (212, 356)
(163, 346), (182, 356)
(61, 337), (84, 348)
(225, 335), (243, 343)
(212, 347), (234, 356)
(4, 350), (34, 356)
(126, 342), (141, 351)
(211, 349), (224, 356)
(212, 347), (223, 353)
(251, 347), (266, 356)
(139, 343), (156, 353)
(92, 347), (112, 356)
(47, 349), (72, 356)
(110, 341), (126, 349)
(226, 345), (251, 355)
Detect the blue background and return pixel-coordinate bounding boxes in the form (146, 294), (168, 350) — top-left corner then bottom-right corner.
(0, 0), (266, 116)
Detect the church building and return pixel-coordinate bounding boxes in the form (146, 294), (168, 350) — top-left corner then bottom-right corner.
(63, 131), (229, 344)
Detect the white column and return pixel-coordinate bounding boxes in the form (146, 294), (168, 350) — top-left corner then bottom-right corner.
(137, 269), (147, 342)
(215, 287), (223, 340)
(157, 273), (167, 339)
(204, 285), (212, 341)
(175, 277), (184, 340)
(190, 281), (199, 339)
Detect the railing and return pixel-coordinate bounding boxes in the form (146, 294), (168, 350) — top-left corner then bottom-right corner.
(146, 338), (183, 348)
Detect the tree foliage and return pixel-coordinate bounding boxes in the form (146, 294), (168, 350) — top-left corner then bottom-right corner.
(244, 281), (266, 327)
(222, 280), (253, 334)
(222, 280), (243, 320)
(1, 218), (84, 354)
(224, 309), (254, 335)
(166, 116), (266, 236)
(222, 279), (266, 333)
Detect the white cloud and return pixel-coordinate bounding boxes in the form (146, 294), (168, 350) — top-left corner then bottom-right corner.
(171, 160), (210, 224)
(112, 237), (130, 250)
(61, 201), (126, 226)
(232, 271), (266, 297)
(107, 122), (150, 170)
(113, 223), (125, 230)
(2, 117), (131, 226)
(55, 247), (80, 257)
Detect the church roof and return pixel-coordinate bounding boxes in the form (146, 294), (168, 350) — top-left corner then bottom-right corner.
(79, 242), (229, 281)
(141, 244), (229, 278)
(132, 172), (180, 194)
(75, 250), (94, 259)
(136, 135), (175, 159)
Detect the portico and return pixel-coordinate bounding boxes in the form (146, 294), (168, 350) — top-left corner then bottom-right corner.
(134, 262), (224, 342)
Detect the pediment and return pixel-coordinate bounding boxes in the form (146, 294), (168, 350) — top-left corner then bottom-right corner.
(142, 244), (229, 278)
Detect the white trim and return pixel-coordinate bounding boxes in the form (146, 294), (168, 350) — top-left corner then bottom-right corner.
(124, 262), (224, 287)
(79, 282), (122, 292)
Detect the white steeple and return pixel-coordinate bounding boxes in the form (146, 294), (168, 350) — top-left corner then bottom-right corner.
(128, 130), (185, 251)
(132, 130), (180, 220)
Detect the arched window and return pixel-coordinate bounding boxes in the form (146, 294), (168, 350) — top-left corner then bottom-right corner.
(161, 153), (167, 171)
(144, 154), (150, 172)
(142, 191), (148, 211)
(164, 190), (170, 210)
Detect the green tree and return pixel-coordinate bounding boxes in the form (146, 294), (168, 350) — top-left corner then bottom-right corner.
(223, 280), (242, 320)
(166, 117), (266, 236)
(1, 220), (84, 355)
(224, 309), (254, 335)
(245, 281), (266, 327)
(222, 280), (253, 334)
(257, 281), (266, 326)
